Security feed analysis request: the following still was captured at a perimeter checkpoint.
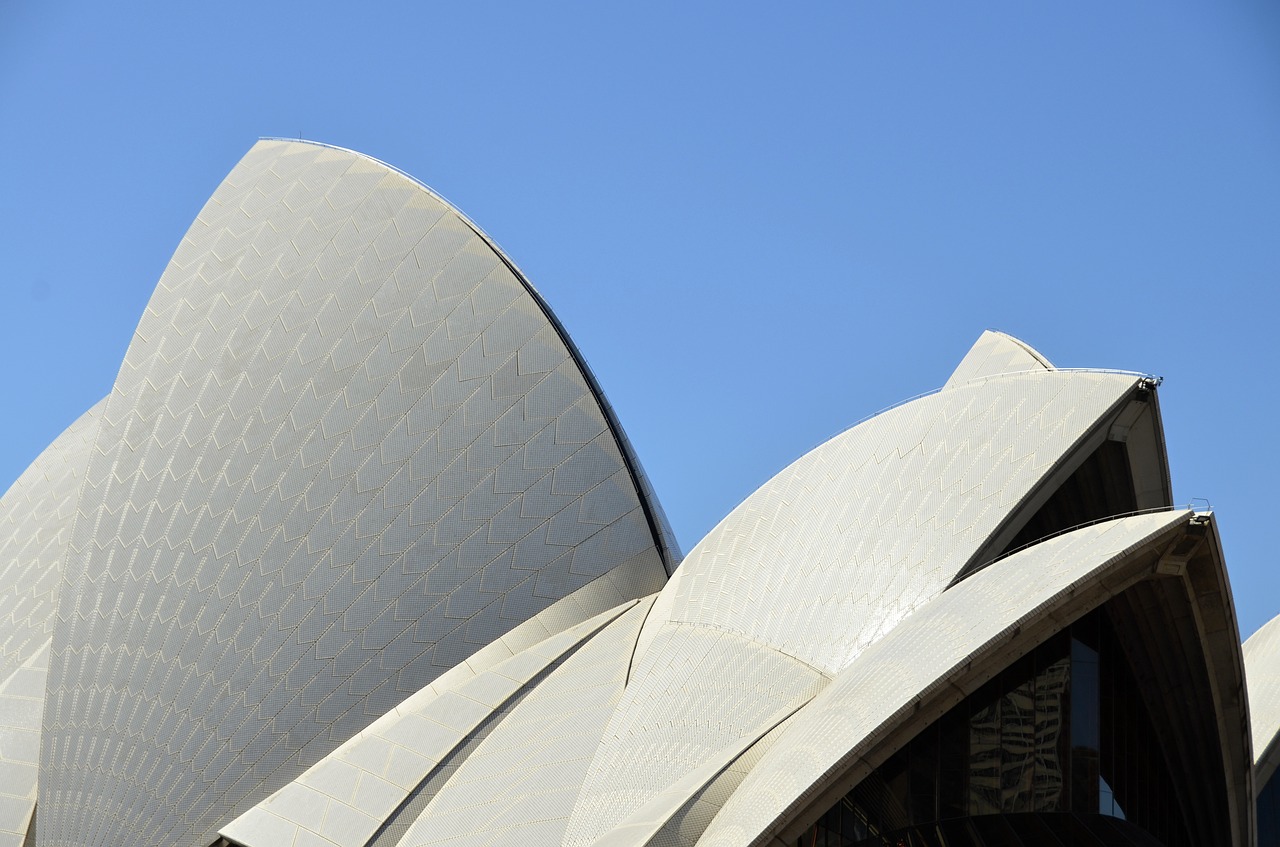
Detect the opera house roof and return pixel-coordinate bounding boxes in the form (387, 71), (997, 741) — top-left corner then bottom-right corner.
(0, 139), (1274, 847)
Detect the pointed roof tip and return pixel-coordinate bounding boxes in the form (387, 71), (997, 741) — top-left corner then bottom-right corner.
(991, 330), (1054, 368)
(943, 330), (1055, 389)
(251, 137), (684, 572)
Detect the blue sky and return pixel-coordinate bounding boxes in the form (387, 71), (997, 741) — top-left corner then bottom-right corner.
(3, 3), (1278, 635)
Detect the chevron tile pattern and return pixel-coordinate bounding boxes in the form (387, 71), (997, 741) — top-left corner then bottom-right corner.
(583, 701), (802, 847)
(0, 400), (103, 690)
(645, 717), (792, 847)
(641, 369), (1139, 677)
(0, 640), (49, 847)
(219, 557), (665, 847)
(37, 140), (672, 847)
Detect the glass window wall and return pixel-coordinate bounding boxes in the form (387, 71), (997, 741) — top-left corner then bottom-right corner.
(797, 610), (1190, 847)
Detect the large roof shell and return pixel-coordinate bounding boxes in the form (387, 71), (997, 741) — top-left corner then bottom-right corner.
(37, 140), (675, 847)
(0, 134), (1242, 847)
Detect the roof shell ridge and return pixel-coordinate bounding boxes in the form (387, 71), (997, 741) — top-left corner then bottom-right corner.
(256, 136), (682, 572)
(944, 329), (1054, 390)
(991, 329), (1055, 369)
(637, 366), (1145, 677)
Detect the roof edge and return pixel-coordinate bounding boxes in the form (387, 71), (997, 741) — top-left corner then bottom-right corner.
(258, 138), (683, 572)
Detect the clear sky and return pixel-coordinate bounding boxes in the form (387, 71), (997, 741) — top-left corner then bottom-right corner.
(2, 3), (1278, 635)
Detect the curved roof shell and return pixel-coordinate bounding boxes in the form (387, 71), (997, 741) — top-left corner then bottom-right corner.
(942, 328), (1054, 388)
(37, 140), (675, 847)
(0, 136), (1250, 847)
(220, 561), (663, 847)
(634, 367), (1142, 678)
(389, 595), (656, 847)
(0, 400), (102, 844)
(560, 354), (1183, 845)
(1246, 613), (1280, 789)
(694, 509), (1250, 846)
(0, 399), (103, 685)
(213, 333), (1204, 847)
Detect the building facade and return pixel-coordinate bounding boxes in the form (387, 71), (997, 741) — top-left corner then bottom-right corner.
(0, 140), (1271, 847)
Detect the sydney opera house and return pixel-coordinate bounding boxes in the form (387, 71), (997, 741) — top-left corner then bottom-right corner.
(4, 139), (1280, 847)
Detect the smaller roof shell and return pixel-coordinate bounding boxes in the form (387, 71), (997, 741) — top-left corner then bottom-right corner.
(695, 509), (1244, 847)
(943, 329), (1054, 389)
(1245, 613), (1280, 789)
(0, 399), (103, 844)
(638, 367), (1142, 677)
(0, 398), (103, 684)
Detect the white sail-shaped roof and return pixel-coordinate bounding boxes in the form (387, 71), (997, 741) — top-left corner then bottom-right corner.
(37, 140), (675, 847)
(557, 362), (1143, 844)
(0, 400), (103, 845)
(217, 332), (1178, 847)
(0, 136), (1253, 847)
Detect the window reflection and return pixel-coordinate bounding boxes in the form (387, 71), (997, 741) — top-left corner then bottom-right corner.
(797, 610), (1189, 847)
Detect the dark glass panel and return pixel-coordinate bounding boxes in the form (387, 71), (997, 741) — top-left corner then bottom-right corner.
(938, 706), (968, 819)
(939, 819), (982, 847)
(968, 692), (1002, 816)
(819, 814), (1174, 847)
(880, 747), (912, 832)
(1261, 772), (1280, 847)
(999, 674), (1035, 812)
(1096, 610), (1187, 846)
(968, 814), (1021, 846)
(910, 722), (939, 823)
(1070, 628), (1100, 815)
(1032, 653), (1070, 811)
(1005, 812), (1067, 846)
(800, 609), (1192, 847)
(995, 439), (1138, 560)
